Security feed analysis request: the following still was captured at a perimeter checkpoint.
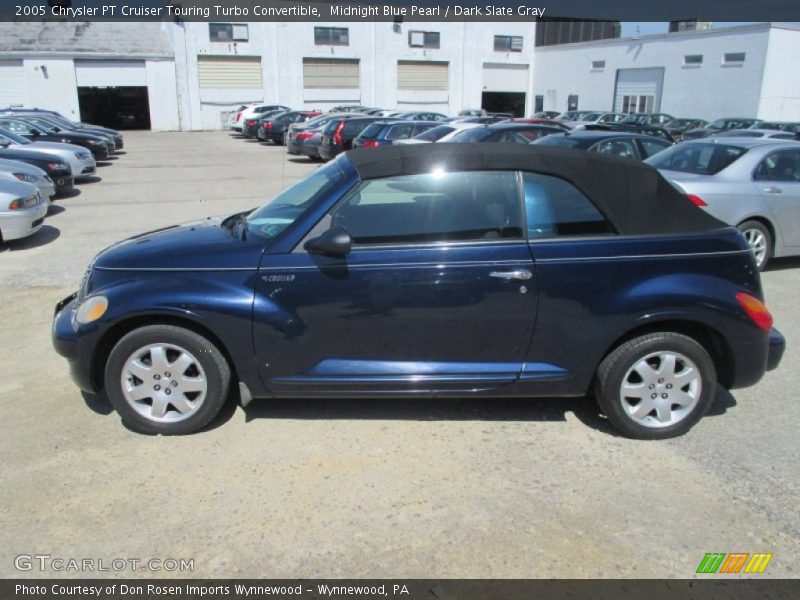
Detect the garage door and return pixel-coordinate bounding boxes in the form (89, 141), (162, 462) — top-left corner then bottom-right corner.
(303, 58), (359, 89)
(614, 68), (664, 113)
(0, 60), (30, 107)
(482, 63), (529, 92)
(197, 56), (262, 89)
(397, 61), (449, 91)
(75, 60), (147, 87)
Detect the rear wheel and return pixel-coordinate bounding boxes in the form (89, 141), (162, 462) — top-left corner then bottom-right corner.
(595, 332), (717, 439)
(738, 220), (771, 271)
(104, 325), (230, 435)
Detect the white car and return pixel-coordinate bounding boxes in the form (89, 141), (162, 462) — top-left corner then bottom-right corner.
(394, 122), (480, 145)
(231, 104), (291, 131)
(0, 158), (55, 202)
(0, 179), (47, 243)
(0, 130), (96, 180)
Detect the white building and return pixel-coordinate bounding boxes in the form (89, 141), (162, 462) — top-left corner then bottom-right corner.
(0, 21), (536, 131)
(533, 23), (800, 121)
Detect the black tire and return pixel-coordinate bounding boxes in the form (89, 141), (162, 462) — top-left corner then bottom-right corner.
(737, 220), (772, 271)
(594, 332), (717, 439)
(104, 325), (231, 435)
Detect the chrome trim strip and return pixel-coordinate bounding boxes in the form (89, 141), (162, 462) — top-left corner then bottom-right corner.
(535, 249), (751, 263)
(259, 260), (533, 271)
(94, 267), (257, 272)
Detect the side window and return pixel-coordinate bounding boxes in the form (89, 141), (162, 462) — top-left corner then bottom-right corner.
(754, 151), (800, 182)
(387, 124), (414, 140)
(413, 123), (436, 136)
(590, 138), (639, 160)
(328, 171), (523, 245)
(523, 172), (614, 238)
(638, 138), (671, 158)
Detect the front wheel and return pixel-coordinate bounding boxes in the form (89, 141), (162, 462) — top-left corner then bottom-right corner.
(104, 325), (231, 435)
(594, 332), (717, 439)
(738, 220), (772, 271)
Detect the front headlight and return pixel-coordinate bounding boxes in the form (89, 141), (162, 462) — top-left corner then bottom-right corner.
(13, 172), (36, 183)
(8, 194), (40, 210)
(86, 139), (103, 145)
(74, 295), (108, 325)
(47, 162), (68, 171)
(74, 151), (90, 160)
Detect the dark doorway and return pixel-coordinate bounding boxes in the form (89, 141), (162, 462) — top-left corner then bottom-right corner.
(77, 86), (151, 130)
(481, 92), (526, 117)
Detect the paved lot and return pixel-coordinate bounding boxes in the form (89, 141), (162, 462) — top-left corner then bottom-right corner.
(0, 131), (797, 579)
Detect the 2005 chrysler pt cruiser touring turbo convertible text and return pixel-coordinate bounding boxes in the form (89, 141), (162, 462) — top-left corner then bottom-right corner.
(53, 144), (785, 439)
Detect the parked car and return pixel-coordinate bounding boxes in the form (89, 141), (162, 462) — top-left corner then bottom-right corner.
(534, 130), (672, 161)
(0, 179), (47, 243)
(682, 118), (763, 141)
(447, 122), (564, 144)
(647, 138), (800, 270)
(319, 116), (383, 160)
(0, 129), (95, 181)
(392, 111), (448, 122)
(557, 110), (593, 122)
(353, 120), (437, 148)
(7, 111), (124, 151)
(511, 118), (569, 130)
(299, 131), (325, 160)
(585, 122), (676, 143)
(241, 110), (286, 139)
(286, 113), (350, 155)
(393, 122), (480, 145)
(0, 135), (74, 194)
(52, 144), (784, 439)
(0, 158), (55, 201)
(567, 112), (626, 129)
(459, 109), (486, 117)
(0, 117), (111, 160)
(329, 105), (370, 113)
(714, 129), (798, 140)
(231, 104), (291, 131)
(258, 111), (321, 144)
(532, 111), (561, 119)
(663, 118), (708, 140)
(756, 121), (800, 134)
(620, 113), (675, 127)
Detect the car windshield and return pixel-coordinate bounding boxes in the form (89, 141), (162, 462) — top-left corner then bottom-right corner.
(29, 119), (58, 133)
(622, 115), (648, 124)
(414, 125), (455, 142)
(532, 135), (584, 148)
(449, 127), (494, 142)
(240, 161), (348, 242)
(0, 129), (32, 144)
(668, 119), (693, 127)
(646, 142), (748, 175)
(582, 113), (603, 121)
(708, 119), (755, 130)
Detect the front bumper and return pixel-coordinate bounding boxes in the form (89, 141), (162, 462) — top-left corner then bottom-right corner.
(51, 171), (74, 193)
(0, 201), (47, 241)
(767, 328), (785, 372)
(52, 292), (99, 393)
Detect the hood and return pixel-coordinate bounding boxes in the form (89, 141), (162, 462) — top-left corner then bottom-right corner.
(93, 217), (264, 271)
(0, 158), (46, 176)
(26, 141), (90, 155)
(0, 178), (38, 199)
(0, 146), (65, 164)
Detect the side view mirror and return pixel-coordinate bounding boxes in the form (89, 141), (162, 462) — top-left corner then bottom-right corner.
(304, 226), (352, 257)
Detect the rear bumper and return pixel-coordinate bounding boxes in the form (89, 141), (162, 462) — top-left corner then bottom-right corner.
(767, 328), (785, 372)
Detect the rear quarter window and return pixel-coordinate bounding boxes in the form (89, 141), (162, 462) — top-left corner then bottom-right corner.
(647, 143), (747, 175)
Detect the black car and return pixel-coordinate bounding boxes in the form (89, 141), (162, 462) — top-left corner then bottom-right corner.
(619, 113), (675, 127)
(583, 122), (676, 143)
(0, 117), (111, 160)
(242, 110), (285, 138)
(257, 111), (321, 144)
(664, 118), (708, 140)
(13, 114), (118, 153)
(287, 113), (350, 155)
(0, 142), (73, 194)
(0, 108), (124, 150)
(533, 130), (673, 161)
(682, 118), (763, 141)
(448, 122), (564, 144)
(352, 120), (437, 148)
(319, 116), (383, 161)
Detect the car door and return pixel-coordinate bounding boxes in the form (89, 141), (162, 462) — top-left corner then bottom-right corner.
(754, 149), (800, 246)
(253, 169), (539, 396)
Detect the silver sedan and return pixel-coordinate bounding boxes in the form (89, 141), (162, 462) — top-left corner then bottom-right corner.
(0, 129), (96, 180)
(0, 179), (47, 243)
(647, 138), (800, 269)
(0, 158), (55, 201)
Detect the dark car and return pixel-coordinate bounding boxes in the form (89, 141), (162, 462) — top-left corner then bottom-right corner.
(532, 111), (561, 119)
(682, 118), (763, 141)
(300, 131), (325, 159)
(512, 118), (570, 130)
(533, 130), (673, 161)
(393, 111), (448, 122)
(448, 122), (564, 144)
(584, 122), (676, 143)
(352, 120), (437, 148)
(620, 113), (674, 127)
(241, 110), (285, 139)
(0, 142), (73, 194)
(319, 116), (383, 160)
(52, 144), (783, 439)
(286, 113), (349, 155)
(664, 118), (708, 140)
(7, 111), (125, 151)
(257, 111), (322, 144)
(758, 121), (800, 134)
(0, 117), (111, 160)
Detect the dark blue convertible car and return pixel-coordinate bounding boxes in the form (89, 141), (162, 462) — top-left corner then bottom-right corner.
(53, 144), (784, 438)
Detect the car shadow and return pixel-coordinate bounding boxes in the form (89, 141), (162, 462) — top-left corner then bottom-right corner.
(765, 256), (800, 271)
(288, 156), (320, 163)
(76, 176), (102, 185)
(47, 204), (65, 216)
(55, 188), (81, 199)
(96, 161), (114, 167)
(113, 151), (127, 156)
(2, 224), (60, 251)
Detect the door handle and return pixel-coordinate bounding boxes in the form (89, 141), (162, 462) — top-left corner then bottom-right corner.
(763, 186), (783, 194)
(489, 269), (533, 281)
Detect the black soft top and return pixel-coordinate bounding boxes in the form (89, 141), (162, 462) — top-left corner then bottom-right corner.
(344, 143), (726, 236)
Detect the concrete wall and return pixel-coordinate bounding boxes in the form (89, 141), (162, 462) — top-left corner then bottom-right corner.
(759, 27), (800, 120)
(533, 24), (775, 120)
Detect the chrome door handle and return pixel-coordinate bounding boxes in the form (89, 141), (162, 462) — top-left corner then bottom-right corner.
(763, 186), (783, 194)
(489, 269), (533, 281)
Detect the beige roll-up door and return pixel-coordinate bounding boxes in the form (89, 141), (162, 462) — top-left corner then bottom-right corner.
(197, 56), (262, 89)
(397, 61), (448, 91)
(303, 58), (360, 89)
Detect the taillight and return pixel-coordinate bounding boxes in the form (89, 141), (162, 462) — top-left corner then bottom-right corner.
(296, 132), (313, 141)
(246, 119), (257, 126)
(235, 111), (242, 122)
(360, 139), (379, 148)
(687, 194), (707, 207)
(334, 121), (345, 145)
(736, 292), (773, 331)
(263, 122), (272, 129)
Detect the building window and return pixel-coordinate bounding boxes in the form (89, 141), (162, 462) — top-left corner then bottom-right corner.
(494, 35), (523, 52)
(314, 27), (349, 46)
(408, 31), (440, 49)
(723, 52), (746, 65)
(621, 95), (655, 114)
(591, 60), (606, 70)
(683, 54), (703, 66)
(567, 94), (579, 111)
(209, 23), (249, 43)
(535, 95), (544, 112)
